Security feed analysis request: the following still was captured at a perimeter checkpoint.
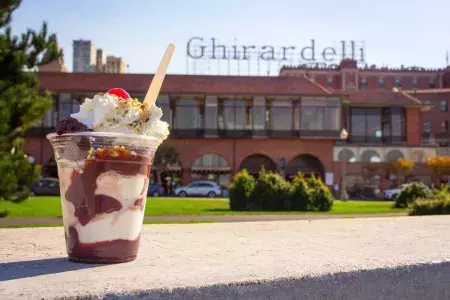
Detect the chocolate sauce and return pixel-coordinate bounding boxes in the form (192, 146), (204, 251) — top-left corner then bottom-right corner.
(66, 227), (141, 263)
(64, 152), (152, 263)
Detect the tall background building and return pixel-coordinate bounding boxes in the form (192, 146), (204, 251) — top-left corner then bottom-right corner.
(104, 56), (126, 73)
(95, 49), (104, 72)
(72, 40), (96, 72)
(73, 39), (125, 73)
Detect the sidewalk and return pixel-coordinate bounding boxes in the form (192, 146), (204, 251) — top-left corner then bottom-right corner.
(1, 216), (449, 299)
(0, 212), (407, 226)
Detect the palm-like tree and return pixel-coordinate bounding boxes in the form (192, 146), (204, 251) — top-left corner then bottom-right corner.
(153, 145), (180, 185)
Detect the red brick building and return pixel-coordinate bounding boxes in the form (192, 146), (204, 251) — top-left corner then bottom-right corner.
(27, 59), (450, 197)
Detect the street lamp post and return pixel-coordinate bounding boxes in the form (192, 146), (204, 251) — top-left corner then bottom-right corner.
(340, 128), (349, 201)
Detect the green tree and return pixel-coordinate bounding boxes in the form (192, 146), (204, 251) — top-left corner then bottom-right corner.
(153, 144), (180, 185)
(0, 0), (60, 208)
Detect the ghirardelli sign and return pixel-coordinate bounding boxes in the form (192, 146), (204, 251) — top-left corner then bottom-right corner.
(186, 37), (366, 66)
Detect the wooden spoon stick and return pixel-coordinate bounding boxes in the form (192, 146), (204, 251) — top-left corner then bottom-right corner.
(144, 43), (176, 106)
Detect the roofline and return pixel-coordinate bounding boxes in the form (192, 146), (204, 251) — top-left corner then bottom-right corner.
(403, 88), (450, 94)
(38, 88), (332, 98)
(38, 71), (314, 81)
(301, 74), (331, 95)
(397, 90), (422, 105)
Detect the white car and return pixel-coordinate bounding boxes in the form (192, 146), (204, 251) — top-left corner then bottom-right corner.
(174, 181), (222, 198)
(381, 183), (413, 200)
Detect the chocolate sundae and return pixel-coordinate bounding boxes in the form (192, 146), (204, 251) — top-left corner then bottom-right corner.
(48, 88), (170, 263)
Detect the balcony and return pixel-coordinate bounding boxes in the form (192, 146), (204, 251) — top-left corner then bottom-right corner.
(343, 135), (407, 145)
(170, 129), (342, 139)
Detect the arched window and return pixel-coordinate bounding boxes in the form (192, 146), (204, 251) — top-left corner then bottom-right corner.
(191, 153), (231, 186)
(385, 150), (405, 162)
(192, 153), (229, 168)
(338, 149), (356, 162)
(361, 149), (381, 163)
(239, 154), (277, 175)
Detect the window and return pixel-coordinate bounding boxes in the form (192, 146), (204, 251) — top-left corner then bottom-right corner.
(350, 107), (405, 143)
(198, 183), (213, 188)
(440, 101), (448, 112)
(350, 108), (382, 140)
(394, 78), (401, 88)
(327, 76), (333, 88)
(174, 99), (204, 129)
(429, 78), (436, 88)
(412, 78), (418, 88)
(252, 104), (266, 131)
(300, 98), (341, 131)
(159, 97), (172, 127)
(388, 107), (405, 142)
(205, 99), (218, 131)
(378, 77), (384, 88)
(360, 78), (368, 89)
(59, 97), (78, 119)
(422, 100), (431, 105)
(269, 100), (292, 131)
(192, 153), (229, 168)
(219, 99), (247, 130)
(424, 121), (431, 133)
(442, 121), (449, 133)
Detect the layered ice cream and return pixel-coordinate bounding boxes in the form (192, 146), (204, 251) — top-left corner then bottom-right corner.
(51, 88), (168, 263)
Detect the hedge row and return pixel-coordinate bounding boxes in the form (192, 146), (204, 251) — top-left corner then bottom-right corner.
(409, 198), (450, 215)
(395, 182), (450, 215)
(229, 169), (334, 211)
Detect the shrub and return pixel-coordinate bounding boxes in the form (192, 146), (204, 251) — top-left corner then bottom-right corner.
(409, 198), (450, 216)
(250, 169), (290, 210)
(288, 173), (313, 211)
(432, 184), (450, 201)
(228, 169), (255, 211)
(307, 175), (334, 211)
(394, 182), (430, 208)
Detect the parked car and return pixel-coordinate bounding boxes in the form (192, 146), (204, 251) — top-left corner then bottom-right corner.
(147, 183), (164, 197)
(30, 178), (60, 196)
(174, 181), (222, 198)
(381, 183), (413, 200)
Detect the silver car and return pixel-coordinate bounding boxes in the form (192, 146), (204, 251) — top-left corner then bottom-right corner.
(174, 181), (222, 198)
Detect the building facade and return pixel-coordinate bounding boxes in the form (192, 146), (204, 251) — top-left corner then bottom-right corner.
(28, 65), (446, 196)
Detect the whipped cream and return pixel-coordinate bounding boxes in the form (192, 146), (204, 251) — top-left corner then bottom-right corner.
(71, 93), (169, 141)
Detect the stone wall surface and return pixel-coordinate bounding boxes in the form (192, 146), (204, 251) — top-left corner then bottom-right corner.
(1, 216), (450, 299)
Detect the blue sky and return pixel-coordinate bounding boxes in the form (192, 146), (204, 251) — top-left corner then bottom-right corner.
(10, 0), (450, 74)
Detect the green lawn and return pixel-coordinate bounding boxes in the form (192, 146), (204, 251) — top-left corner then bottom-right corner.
(0, 196), (406, 218)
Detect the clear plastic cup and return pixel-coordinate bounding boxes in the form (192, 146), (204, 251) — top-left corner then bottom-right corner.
(47, 132), (160, 263)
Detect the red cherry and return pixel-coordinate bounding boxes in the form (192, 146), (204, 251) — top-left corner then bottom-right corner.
(106, 88), (131, 99)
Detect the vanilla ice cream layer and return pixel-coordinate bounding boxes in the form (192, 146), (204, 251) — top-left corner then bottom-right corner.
(95, 171), (147, 207)
(75, 208), (146, 244)
(71, 93), (169, 142)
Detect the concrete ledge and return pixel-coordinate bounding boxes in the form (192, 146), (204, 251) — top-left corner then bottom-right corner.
(1, 216), (450, 299)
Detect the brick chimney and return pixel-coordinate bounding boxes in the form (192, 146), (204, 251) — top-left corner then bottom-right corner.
(443, 66), (450, 88)
(339, 58), (359, 91)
